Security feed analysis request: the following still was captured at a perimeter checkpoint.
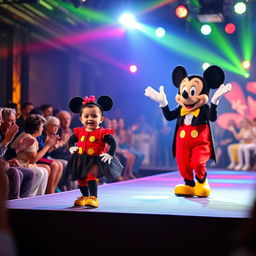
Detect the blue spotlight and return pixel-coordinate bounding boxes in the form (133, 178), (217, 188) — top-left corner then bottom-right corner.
(119, 13), (137, 28)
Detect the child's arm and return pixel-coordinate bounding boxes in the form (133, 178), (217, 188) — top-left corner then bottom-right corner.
(68, 134), (79, 154)
(100, 134), (117, 164)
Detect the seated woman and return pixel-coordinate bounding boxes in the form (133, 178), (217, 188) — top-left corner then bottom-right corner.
(215, 119), (238, 168)
(227, 118), (254, 170)
(235, 118), (256, 170)
(110, 118), (136, 180)
(117, 118), (144, 178)
(11, 114), (54, 195)
(36, 116), (63, 193)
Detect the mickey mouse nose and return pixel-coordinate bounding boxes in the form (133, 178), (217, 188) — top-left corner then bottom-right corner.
(182, 91), (189, 99)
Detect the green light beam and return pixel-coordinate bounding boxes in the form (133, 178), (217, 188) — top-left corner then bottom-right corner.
(238, 14), (254, 62)
(190, 19), (244, 73)
(136, 23), (248, 76)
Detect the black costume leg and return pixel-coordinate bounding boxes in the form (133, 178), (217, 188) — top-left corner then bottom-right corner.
(87, 180), (98, 197)
(79, 186), (89, 196)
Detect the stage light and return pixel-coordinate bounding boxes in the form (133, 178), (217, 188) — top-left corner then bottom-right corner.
(129, 65), (137, 73)
(202, 63), (211, 70)
(119, 13), (137, 28)
(201, 24), (212, 35)
(225, 23), (236, 34)
(234, 2), (246, 14)
(242, 60), (250, 69)
(197, 0), (224, 22)
(175, 5), (189, 18)
(155, 27), (166, 38)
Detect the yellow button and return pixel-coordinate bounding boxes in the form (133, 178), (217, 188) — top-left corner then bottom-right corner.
(89, 136), (95, 142)
(80, 136), (85, 142)
(78, 147), (83, 154)
(87, 148), (94, 155)
(180, 130), (186, 138)
(191, 130), (198, 138)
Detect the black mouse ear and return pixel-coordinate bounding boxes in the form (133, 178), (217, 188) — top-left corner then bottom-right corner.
(69, 97), (84, 113)
(97, 96), (113, 112)
(203, 65), (225, 89)
(172, 66), (187, 88)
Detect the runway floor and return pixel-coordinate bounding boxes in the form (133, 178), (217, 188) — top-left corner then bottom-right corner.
(7, 169), (256, 218)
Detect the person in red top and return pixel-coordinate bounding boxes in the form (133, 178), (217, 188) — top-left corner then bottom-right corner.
(66, 95), (123, 207)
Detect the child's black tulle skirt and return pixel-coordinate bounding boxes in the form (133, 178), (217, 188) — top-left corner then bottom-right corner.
(66, 153), (123, 181)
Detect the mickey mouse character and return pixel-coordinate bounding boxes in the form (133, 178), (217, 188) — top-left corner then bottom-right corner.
(66, 95), (123, 207)
(145, 65), (232, 197)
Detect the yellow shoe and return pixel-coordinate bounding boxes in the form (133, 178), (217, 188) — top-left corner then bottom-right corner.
(85, 196), (99, 208)
(74, 196), (88, 206)
(174, 184), (195, 196)
(194, 179), (211, 197)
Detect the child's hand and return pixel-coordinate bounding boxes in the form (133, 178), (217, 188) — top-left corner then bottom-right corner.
(100, 153), (113, 164)
(69, 146), (78, 154)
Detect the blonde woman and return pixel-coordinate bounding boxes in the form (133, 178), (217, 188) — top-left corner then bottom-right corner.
(234, 118), (256, 170)
(227, 118), (254, 169)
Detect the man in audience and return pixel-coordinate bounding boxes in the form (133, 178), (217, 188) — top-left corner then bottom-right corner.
(16, 102), (34, 134)
(0, 158), (18, 255)
(0, 108), (35, 199)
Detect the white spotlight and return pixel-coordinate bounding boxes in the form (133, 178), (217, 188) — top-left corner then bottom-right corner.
(155, 27), (166, 38)
(119, 13), (137, 28)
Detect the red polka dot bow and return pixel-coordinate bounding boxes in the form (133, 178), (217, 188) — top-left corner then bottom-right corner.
(82, 95), (96, 104)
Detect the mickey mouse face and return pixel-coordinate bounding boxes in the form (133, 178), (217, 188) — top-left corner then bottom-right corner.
(172, 65), (225, 112)
(175, 76), (208, 111)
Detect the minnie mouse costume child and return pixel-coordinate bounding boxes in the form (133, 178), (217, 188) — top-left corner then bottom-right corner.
(66, 95), (123, 207)
(145, 65), (232, 197)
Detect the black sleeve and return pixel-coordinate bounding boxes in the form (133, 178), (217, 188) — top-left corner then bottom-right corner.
(161, 105), (180, 121)
(68, 134), (78, 148)
(207, 103), (218, 122)
(103, 134), (117, 156)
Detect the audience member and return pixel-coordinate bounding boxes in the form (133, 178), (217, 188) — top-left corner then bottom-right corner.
(227, 118), (254, 169)
(36, 116), (63, 193)
(52, 111), (75, 190)
(4, 102), (17, 113)
(157, 115), (173, 167)
(0, 158), (18, 256)
(0, 108), (35, 199)
(235, 117), (256, 170)
(29, 107), (43, 115)
(215, 120), (238, 168)
(111, 118), (135, 180)
(40, 104), (53, 118)
(11, 114), (55, 195)
(130, 114), (157, 166)
(117, 118), (144, 177)
(16, 102), (34, 134)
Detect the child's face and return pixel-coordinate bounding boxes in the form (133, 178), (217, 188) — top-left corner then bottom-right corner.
(80, 106), (104, 131)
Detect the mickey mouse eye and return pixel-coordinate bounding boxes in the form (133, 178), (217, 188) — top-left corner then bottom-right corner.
(190, 86), (197, 96)
(182, 86), (188, 94)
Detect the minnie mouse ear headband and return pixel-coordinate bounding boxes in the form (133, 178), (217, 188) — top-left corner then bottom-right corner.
(69, 95), (113, 114)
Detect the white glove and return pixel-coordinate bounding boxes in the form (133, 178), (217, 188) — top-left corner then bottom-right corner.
(100, 153), (113, 164)
(211, 83), (232, 105)
(69, 146), (78, 154)
(145, 86), (168, 108)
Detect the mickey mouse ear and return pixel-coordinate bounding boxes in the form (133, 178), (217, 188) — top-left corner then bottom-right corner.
(69, 97), (84, 113)
(204, 65), (225, 89)
(97, 96), (113, 112)
(172, 66), (187, 88)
